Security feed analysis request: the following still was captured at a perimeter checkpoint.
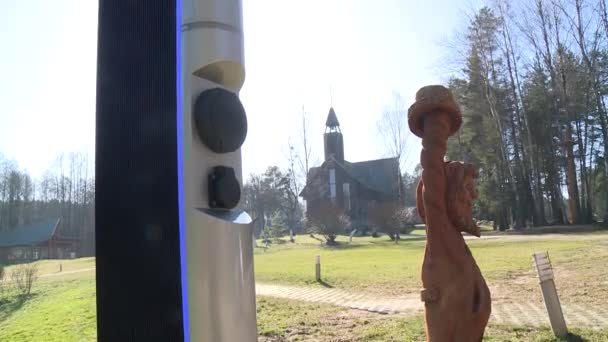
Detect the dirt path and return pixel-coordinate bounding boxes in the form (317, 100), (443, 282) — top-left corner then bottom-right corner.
(256, 283), (608, 330)
(37, 267), (96, 278)
(0, 267), (96, 285)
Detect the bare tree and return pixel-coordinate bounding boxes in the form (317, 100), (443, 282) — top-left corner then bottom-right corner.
(298, 106), (312, 179)
(377, 92), (414, 173)
(281, 141), (304, 241)
(377, 93), (415, 207)
(22, 173), (33, 225)
(7, 167), (22, 229)
(555, 0), (608, 221)
(243, 174), (266, 237)
(0, 155), (6, 231)
(516, 0), (568, 224)
(494, 0), (547, 225)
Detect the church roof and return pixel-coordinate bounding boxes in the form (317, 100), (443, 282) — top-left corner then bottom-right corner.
(325, 107), (340, 127)
(300, 157), (399, 197)
(343, 158), (400, 195)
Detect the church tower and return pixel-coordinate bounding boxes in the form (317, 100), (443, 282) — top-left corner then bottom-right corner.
(323, 107), (344, 161)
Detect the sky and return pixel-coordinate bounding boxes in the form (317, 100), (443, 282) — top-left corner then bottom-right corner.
(0, 0), (480, 180)
(0, 1), (98, 178)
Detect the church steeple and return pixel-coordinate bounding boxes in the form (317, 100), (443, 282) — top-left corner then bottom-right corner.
(325, 107), (340, 130)
(324, 107), (344, 161)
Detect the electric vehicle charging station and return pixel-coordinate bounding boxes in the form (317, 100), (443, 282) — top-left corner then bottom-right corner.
(180, 0), (257, 340)
(95, 0), (256, 339)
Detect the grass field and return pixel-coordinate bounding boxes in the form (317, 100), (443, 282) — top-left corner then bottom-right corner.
(2, 257), (95, 276)
(0, 275), (96, 341)
(257, 296), (608, 341)
(0, 231), (606, 340)
(255, 231), (608, 306)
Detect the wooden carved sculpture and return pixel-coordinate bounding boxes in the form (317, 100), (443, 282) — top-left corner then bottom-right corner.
(408, 85), (491, 342)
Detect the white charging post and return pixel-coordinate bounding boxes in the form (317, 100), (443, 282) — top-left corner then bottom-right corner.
(180, 0), (257, 341)
(533, 251), (568, 338)
(315, 255), (321, 281)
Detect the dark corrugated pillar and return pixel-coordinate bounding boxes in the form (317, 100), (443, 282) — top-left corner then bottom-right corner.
(95, 0), (183, 340)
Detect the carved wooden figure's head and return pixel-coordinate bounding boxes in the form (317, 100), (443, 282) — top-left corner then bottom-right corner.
(446, 161), (480, 237)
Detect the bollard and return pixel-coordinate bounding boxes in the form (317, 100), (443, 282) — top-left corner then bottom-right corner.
(59, 263), (62, 273)
(349, 229), (357, 244)
(315, 255), (321, 281)
(533, 251), (568, 338)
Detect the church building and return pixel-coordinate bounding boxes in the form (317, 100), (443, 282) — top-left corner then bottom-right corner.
(299, 107), (402, 231)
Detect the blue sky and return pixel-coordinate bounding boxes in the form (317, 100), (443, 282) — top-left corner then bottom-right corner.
(0, 0), (479, 180)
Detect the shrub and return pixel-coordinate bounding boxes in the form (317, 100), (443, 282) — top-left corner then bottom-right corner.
(10, 266), (24, 294)
(367, 201), (414, 243)
(306, 200), (351, 245)
(266, 222), (287, 240)
(0, 265), (4, 298)
(11, 263), (39, 296)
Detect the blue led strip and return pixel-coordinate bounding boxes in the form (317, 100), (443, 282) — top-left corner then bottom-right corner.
(176, 0), (190, 340)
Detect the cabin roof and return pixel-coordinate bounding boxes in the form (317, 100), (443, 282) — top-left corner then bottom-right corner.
(0, 218), (61, 247)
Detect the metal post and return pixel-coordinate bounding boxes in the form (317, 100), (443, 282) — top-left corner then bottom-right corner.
(533, 252), (568, 338)
(315, 255), (321, 281)
(181, 1), (256, 340)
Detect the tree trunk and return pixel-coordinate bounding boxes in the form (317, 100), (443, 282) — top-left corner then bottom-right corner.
(571, 0), (608, 221)
(576, 110), (593, 222)
(508, 109), (530, 227)
(598, 98), (608, 222)
(546, 144), (565, 225)
(563, 126), (581, 223)
(552, 6), (582, 224)
(498, 0), (543, 226)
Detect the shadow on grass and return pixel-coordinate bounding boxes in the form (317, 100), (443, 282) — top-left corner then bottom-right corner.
(484, 224), (608, 236)
(323, 243), (368, 250)
(257, 242), (370, 251)
(561, 333), (586, 342)
(304, 238), (428, 249)
(367, 236), (427, 245)
(0, 293), (33, 322)
(316, 279), (333, 288)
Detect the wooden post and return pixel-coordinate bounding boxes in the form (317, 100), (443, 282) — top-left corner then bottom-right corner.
(315, 255), (321, 281)
(533, 252), (568, 338)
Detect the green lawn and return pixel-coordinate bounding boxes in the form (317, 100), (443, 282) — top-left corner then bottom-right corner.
(2, 257), (95, 276)
(255, 232), (608, 304)
(257, 296), (608, 341)
(0, 232), (606, 340)
(0, 277), (96, 342)
(0, 258), (97, 342)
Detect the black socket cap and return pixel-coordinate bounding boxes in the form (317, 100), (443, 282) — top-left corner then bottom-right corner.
(208, 166), (241, 210)
(194, 88), (247, 154)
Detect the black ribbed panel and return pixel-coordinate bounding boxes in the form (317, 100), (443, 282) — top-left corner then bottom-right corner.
(95, 0), (183, 340)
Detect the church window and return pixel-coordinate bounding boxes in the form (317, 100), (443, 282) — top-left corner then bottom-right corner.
(343, 183), (350, 211)
(329, 168), (336, 201)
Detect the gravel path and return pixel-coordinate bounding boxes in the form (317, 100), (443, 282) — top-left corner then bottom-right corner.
(256, 283), (608, 330)
(6, 265), (606, 330)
